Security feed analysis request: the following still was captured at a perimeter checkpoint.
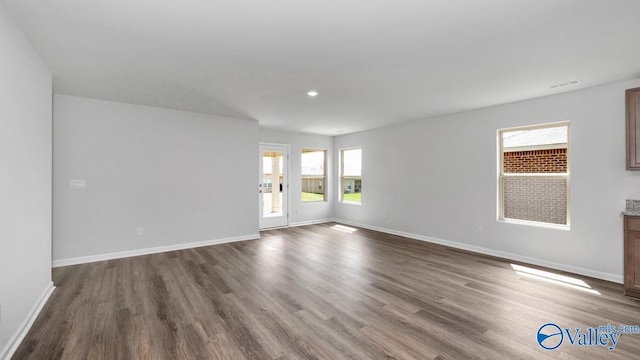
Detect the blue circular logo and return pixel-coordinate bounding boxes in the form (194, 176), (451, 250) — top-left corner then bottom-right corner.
(537, 323), (564, 350)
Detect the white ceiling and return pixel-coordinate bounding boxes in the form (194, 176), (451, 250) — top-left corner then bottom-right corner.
(4, 0), (640, 135)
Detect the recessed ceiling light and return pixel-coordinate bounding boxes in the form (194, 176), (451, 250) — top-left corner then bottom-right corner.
(550, 80), (581, 89)
(307, 90), (318, 97)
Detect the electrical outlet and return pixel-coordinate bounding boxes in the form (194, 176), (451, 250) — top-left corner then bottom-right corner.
(136, 228), (143, 237)
(69, 179), (86, 189)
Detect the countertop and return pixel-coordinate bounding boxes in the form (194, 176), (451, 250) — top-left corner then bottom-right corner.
(622, 199), (640, 216)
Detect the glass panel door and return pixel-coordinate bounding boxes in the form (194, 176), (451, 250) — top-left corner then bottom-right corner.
(259, 144), (288, 229)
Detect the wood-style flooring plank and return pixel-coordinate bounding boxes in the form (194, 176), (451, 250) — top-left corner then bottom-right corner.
(11, 223), (640, 359)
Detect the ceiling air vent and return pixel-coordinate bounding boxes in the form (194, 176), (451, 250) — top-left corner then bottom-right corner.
(550, 80), (581, 89)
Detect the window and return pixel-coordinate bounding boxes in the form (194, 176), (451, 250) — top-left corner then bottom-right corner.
(498, 122), (569, 227)
(340, 148), (362, 204)
(301, 149), (326, 202)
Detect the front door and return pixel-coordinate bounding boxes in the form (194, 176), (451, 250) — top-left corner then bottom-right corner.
(259, 143), (289, 229)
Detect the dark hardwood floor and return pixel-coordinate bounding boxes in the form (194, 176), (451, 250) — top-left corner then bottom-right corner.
(13, 223), (640, 359)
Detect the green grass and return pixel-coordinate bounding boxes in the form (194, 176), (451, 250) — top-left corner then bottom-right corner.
(301, 192), (361, 203)
(302, 192), (325, 202)
(342, 192), (361, 203)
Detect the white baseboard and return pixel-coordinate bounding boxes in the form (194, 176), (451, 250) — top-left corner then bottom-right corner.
(290, 219), (333, 227)
(52, 233), (260, 268)
(0, 281), (55, 360)
(334, 218), (623, 284)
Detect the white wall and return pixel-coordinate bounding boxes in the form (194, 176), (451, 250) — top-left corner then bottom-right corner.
(53, 95), (259, 263)
(0, 3), (53, 358)
(259, 128), (334, 225)
(334, 78), (640, 283)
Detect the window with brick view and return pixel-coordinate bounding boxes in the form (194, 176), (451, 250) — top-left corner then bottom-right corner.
(499, 123), (569, 227)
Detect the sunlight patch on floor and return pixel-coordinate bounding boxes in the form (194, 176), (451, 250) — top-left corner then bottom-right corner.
(332, 224), (358, 233)
(511, 264), (601, 295)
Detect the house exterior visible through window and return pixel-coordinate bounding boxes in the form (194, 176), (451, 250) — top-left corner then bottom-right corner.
(301, 149), (326, 202)
(498, 122), (569, 227)
(340, 148), (361, 204)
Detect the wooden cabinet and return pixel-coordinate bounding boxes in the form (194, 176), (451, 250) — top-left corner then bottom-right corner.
(626, 87), (640, 170)
(624, 216), (640, 298)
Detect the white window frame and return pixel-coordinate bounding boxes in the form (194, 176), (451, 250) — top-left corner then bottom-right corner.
(339, 147), (362, 205)
(301, 148), (326, 202)
(497, 121), (570, 230)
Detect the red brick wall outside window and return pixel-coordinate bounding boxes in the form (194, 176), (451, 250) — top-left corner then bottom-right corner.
(503, 148), (567, 173)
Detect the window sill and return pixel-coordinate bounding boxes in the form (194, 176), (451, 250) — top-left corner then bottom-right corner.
(340, 201), (361, 206)
(498, 218), (570, 231)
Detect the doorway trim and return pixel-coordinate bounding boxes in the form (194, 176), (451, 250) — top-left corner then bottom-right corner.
(259, 142), (290, 230)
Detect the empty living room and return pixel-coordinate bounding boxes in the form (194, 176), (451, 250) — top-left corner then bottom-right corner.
(3, 1), (640, 359)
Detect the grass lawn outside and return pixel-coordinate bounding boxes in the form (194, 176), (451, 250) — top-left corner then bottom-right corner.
(302, 192), (325, 202)
(342, 192), (361, 203)
(301, 192), (361, 203)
